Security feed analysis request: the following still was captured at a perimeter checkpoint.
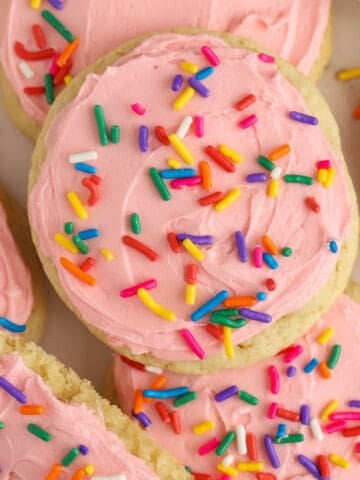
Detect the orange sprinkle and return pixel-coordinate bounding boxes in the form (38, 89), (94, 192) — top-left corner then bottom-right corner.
(19, 405), (44, 415)
(60, 257), (96, 286)
(246, 433), (258, 461)
(269, 144), (291, 161)
(133, 389), (144, 413)
(199, 161), (212, 191)
(261, 235), (279, 255)
(71, 468), (86, 480)
(353, 105), (360, 119)
(144, 375), (167, 403)
(224, 296), (257, 308)
(44, 464), (63, 480)
(319, 362), (332, 379)
(57, 38), (79, 68)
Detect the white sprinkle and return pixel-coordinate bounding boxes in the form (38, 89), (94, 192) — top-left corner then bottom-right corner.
(310, 418), (324, 441)
(176, 115), (193, 139)
(222, 454), (235, 467)
(19, 61), (35, 79)
(271, 165), (283, 179)
(145, 365), (163, 374)
(68, 150), (98, 164)
(236, 424), (247, 455)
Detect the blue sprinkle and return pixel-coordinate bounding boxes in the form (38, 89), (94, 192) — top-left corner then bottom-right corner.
(77, 229), (100, 240)
(191, 290), (229, 322)
(263, 253), (279, 270)
(287, 366), (297, 377)
(0, 317), (26, 333)
(303, 358), (319, 374)
(172, 74), (184, 92)
(195, 66), (214, 80)
(276, 424), (287, 438)
(256, 291), (267, 301)
(329, 240), (338, 253)
(160, 168), (196, 179)
(143, 387), (190, 399)
(74, 162), (97, 174)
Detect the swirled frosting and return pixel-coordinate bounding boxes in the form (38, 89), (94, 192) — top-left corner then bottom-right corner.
(114, 294), (360, 479)
(29, 34), (352, 362)
(0, 0), (330, 123)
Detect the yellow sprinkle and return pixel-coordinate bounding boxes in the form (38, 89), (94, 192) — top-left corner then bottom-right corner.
(100, 248), (115, 261)
(267, 179), (280, 198)
(168, 133), (195, 165)
(54, 233), (79, 254)
(224, 326), (234, 358)
(329, 454), (350, 469)
(215, 188), (241, 212)
(182, 238), (205, 262)
(138, 288), (176, 322)
(84, 465), (95, 475)
(317, 327), (335, 345)
(219, 144), (243, 164)
(237, 462), (263, 472)
(64, 75), (72, 85)
(30, 0), (42, 8)
(193, 420), (215, 435)
(337, 67), (360, 81)
(321, 400), (339, 421)
(173, 86), (195, 110)
(185, 284), (197, 305)
(167, 158), (181, 169)
(217, 464), (238, 477)
(66, 192), (88, 219)
(323, 167), (336, 188)
(317, 168), (328, 185)
(181, 61), (198, 74)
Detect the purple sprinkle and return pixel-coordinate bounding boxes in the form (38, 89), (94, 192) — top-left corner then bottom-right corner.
(287, 366), (297, 377)
(0, 377), (27, 404)
(289, 111), (318, 126)
(303, 358), (319, 374)
(235, 231), (248, 262)
(349, 400), (360, 408)
(132, 410), (152, 428)
(300, 404), (310, 425)
(298, 454), (322, 479)
(172, 74), (184, 92)
(48, 0), (64, 9)
(264, 434), (280, 468)
(176, 234), (213, 245)
(139, 125), (148, 152)
(239, 308), (272, 324)
(79, 445), (89, 455)
(214, 385), (239, 402)
(246, 173), (267, 183)
(188, 77), (210, 97)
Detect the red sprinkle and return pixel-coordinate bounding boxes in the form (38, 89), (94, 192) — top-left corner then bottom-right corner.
(198, 191), (225, 206)
(353, 105), (360, 119)
(193, 473), (212, 480)
(53, 58), (73, 86)
(24, 86), (46, 95)
(79, 257), (95, 272)
(170, 410), (181, 434)
(305, 196), (320, 213)
(246, 432), (258, 460)
(277, 407), (300, 422)
(32, 24), (47, 49)
(14, 41), (55, 60)
(122, 235), (159, 261)
(256, 474), (277, 480)
(185, 263), (199, 284)
(120, 355), (145, 371)
(317, 454), (330, 477)
(235, 94), (256, 111)
(204, 146), (236, 173)
(343, 425), (360, 437)
(167, 232), (182, 253)
(155, 401), (171, 423)
(265, 278), (276, 291)
(205, 324), (224, 341)
(89, 174), (102, 185)
(82, 177), (99, 206)
(155, 125), (170, 146)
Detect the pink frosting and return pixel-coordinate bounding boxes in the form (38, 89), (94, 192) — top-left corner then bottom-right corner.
(0, 0), (330, 123)
(114, 294), (360, 479)
(0, 353), (160, 479)
(0, 202), (33, 329)
(29, 34), (352, 362)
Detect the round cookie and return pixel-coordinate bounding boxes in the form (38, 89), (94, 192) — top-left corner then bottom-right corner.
(111, 282), (360, 479)
(0, 336), (191, 480)
(0, 0), (332, 141)
(0, 184), (46, 342)
(28, 32), (359, 374)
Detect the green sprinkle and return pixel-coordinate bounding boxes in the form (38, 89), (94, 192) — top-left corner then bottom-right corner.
(61, 447), (80, 467)
(27, 423), (52, 442)
(94, 105), (109, 146)
(283, 174), (314, 185)
(185, 466), (192, 473)
(110, 125), (120, 144)
(41, 10), (75, 42)
(258, 155), (275, 171)
(72, 235), (89, 254)
(149, 167), (171, 201)
(282, 247), (292, 257)
(211, 309), (239, 317)
(273, 433), (304, 444)
(130, 213), (141, 235)
(173, 391), (198, 407)
(44, 73), (54, 105)
(211, 315), (247, 329)
(327, 344), (342, 369)
(239, 390), (259, 406)
(64, 222), (74, 234)
(0, 421), (4, 429)
(216, 431), (236, 456)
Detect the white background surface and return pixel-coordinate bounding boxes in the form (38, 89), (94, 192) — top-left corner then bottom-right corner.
(0, 0), (359, 392)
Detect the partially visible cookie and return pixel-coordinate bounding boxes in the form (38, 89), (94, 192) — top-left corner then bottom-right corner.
(0, 184), (46, 342)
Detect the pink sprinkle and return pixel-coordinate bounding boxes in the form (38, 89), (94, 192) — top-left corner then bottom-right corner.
(268, 365), (280, 394)
(253, 246), (263, 268)
(195, 115), (204, 137)
(330, 412), (360, 421)
(120, 279), (157, 298)
(355, 442), (360, 453)
(170, 176), (202, 189)
(258, 52), (275, 63)
(268, 402), (279, 419)
(284, 344), (304, 363)
(324, 421), (348, 434)
(201, 45), (220, 67)
(239, 114), (257, 129)
(131, 103), (146, 115)
(49, 53), (60, 75)
(316, 160), (331, 169)
(198, 437), (220, 455)
(181, 328), (205, 359)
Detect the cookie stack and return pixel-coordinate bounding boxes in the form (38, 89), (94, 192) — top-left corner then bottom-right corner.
(0, 1), (359, 479)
